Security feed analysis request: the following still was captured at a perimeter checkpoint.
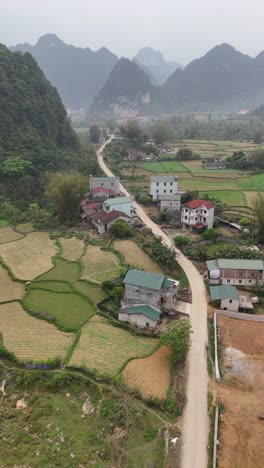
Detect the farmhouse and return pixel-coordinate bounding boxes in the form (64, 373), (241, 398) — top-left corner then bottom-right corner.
(207, 258), (264, 286)
(150, 175), (178, 201)
(103, 196), (133, 217)
(203, 159), (226, 170)
(122, 269), (178, 310)
(181, 199), (214, 231)
(90, 176), (120, 197)
(209, 285), (239, 312)
(119, 304), (161, 330)
(92, 210), (130, 234)
(157, 194), (181, 212)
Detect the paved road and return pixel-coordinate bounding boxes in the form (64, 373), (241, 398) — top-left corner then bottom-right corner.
(97, 139), (209, 468)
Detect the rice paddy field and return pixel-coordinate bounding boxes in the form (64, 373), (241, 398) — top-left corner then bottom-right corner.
(0, 227), (23, 243)
(39, 258), (81, 282)
(0, 302), (74, 362)
(81, 245), (120, 284)
(60, 237), (85, 261)
(73, 280), (108, 304)
(68, 316), (157, 377)
(114, 239), (163, 273)
(0, 265), (25, 302)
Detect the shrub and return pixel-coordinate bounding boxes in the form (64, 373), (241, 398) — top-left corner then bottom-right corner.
(109, 220), (132, 238)
(174, 235), (190, 247)
(144, 427), (158, 441)
(201, 228), (219, 241)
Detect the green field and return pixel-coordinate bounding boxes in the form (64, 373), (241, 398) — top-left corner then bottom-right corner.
(73, 280), (108, 304)
(138, 161), (188, 173)
(30, 280), (73, 293)
(39, 258), (81, 282)
(237, 174), (264, 191)
(199, 190), (246, 206)
(23, 289), (96, 329)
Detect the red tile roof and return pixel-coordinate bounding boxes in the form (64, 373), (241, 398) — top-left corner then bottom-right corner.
(91, 187), (115, 196)
(92, 210), (129, 226)
(186, 199), (214, 209)
(194, 223), (207, 229)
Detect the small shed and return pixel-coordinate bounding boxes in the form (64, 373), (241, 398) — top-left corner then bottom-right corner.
(209, 285), (239, 312)
(119, 304), (161, 330)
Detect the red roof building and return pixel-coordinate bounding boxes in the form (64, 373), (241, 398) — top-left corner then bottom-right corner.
(181, 199), (215, 232)
(91, 187), (115, 198)
(186, 199), (214, 210)
(91, 210), (130, 234)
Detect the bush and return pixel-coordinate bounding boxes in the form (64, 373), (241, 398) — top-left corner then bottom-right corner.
(109, 220), (132, 238)
(144, 427), (158, 441)
(201, 228), (219, 241)
(174, 235), (190, 247)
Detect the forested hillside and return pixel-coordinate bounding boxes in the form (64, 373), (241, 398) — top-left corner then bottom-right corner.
(0, 45), (98, 205)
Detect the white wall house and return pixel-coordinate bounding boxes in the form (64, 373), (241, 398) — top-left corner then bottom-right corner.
(103, 196), (133, 217)
(181, 199), (214, 231)
(150, 175), (178, 201)
(158, 194), (181, 212)
(90, 176), (120, 196)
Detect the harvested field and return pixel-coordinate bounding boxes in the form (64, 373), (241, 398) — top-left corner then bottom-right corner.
(0, 265), (25, 302)
(16, 222), (34, 233)
(81, 246), (120, 284)
(123, 345), (171, 399)
(69, 316), (157, 377)
(218, 316), (264, 355)
(60, 237), (85, 261)
(73, 280), (107, 304)
(0, 232), (57, 280)
(0, 302), (74, 362)
(23, 289), (95, 329)
(243, 191), (258, 207)
(0, 227), (23, 244)
(39, 258), (80, 282)
(114, 240), (162, 274)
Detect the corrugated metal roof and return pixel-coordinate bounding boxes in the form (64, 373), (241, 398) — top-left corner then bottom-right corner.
(210, 285), (239, 301)
(104, 196), (131, 206)
(126, 304), (161, 321)
(123, 269), (166, 290)
(207, 258), (264, 271)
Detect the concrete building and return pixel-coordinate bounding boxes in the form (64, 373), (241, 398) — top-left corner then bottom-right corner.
(91, 210), (130, 234)
(203, 159), (226, 170)
(207, 258), (264, 286)
(181, 199), (214, 231)
(150, 175), (178, 201)
(157, 194), (181, 212)
(103, 196), (133, 217)
(90, 176), (120, 196)
(119, 304), (161, 330)
(209, 285), (240, 312)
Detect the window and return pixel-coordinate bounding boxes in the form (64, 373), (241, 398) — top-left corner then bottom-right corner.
(147, 292), (151, 296)
(111, 182), (113, 186)
(239, 280), (242, 284)
(251, 273), (255, 277)
(164, 182), (167, 186)
(185, 216), (188, 221)
(156, 182), (159, 186)
(156, 190), (159, 193)
(227, 279), (230, 283)
(101, 183), (104, 186)
(170, 190), (172, 193)
(164, 190), (166, 193)
(170, 182), (173, 186)
(249, 280), (252, 283)
(229, 299), (233, 303)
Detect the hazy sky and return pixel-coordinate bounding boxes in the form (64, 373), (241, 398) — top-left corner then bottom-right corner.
(1, 0), (264, 64)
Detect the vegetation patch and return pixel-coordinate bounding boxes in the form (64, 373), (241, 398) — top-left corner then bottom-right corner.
(60, 237), (85, 261)
(0, 302), (74, 362)
(68, 316), (157, 377)
(0, 227), (23, 243)
(138, 161), (188, 173)
(199, 190), (245, 206)
(0, 264), (25, 302)
(114, 239), (163, 273)
(23, 289), (96, 330)
(73, 280), (108, 304)
(237, 173), (264, 191)
(81, 246), (120, 284)
(30, 281), (72, 293)
(16, 222), (34, 233)
(39, 258), (80, 283)
(0, 232), (57, 280)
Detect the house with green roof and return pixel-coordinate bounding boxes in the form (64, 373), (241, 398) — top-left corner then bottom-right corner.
(206, 258), (264, 287)
(103, 196), (133, 217)
(119, 304), (161, 330)
(209, 285), (240, 312)
(119, 269), (178, 329)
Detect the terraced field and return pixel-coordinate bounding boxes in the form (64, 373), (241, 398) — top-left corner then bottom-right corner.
(114, 239), (163, 273)
(81, 245), (120, 283)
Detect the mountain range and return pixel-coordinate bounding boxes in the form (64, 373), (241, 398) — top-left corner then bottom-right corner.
(133, 47), (182, 85)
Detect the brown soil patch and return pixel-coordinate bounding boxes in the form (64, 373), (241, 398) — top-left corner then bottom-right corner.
(123, 345), (171, 399)
(0, 227), (23, 243)
(16, 223), (34, 233)
(0, 232), (58, 280)
(114, 240), (162, 274)
(0, 265), (25, 302)
(218, 316), (264, 355)
(60, 237), (84, 261)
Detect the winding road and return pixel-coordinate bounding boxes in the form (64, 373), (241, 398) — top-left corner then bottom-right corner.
(97, 139), (209, 468)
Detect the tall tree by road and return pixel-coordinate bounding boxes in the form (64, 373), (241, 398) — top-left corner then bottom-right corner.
(253, 193), (264, 243)
(119, 120), (143, 147)
(89, 124), (101, 143)
(152, 120), (171, 145)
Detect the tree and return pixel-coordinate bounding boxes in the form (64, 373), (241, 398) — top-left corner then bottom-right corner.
(46, 172), (87, 224)
(109, 219), (132, 238)
(160, 319), (191, 364)
(152, 120), (171, 145)
(201, 228), (219, 241)
(89, 124), (101, 143)
(174, 236), (190, 247)
(176, 148), (194, 160)
(3, 158), (33, 177)
(119, 120), (143, 147)
(254, 130), (262, 144)
(181, 191), (199, 204)
(253, 193), (264, 243)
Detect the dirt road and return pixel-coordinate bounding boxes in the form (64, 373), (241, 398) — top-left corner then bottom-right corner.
(97, 139), (209, 468)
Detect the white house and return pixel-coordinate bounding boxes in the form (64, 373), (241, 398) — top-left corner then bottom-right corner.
(90, 176), (120, 196)
(209, 285), (239, 312)
(103, 196), (133, 217)
(119, 304), (161, 330)
(181, 199), (214, 231)
(150, 175), (178, 201)
(157, 194), (181, 212)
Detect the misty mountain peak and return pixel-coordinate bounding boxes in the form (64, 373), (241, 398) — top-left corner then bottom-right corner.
(36, 33), (64, 48)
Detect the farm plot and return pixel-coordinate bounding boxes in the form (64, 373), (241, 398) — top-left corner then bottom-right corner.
(0, 232), (57, 280)
(183, 160), (249, 178)
(199, 190), (246, 206)
(180, 176), (238, 191)
(138, 161), (188, 173)
(23, 289), (96, 330)
(114, 240), (162, 274)
(123, 345), (171, 399)
(30, 281), (72, 293)
(0, 227), (23, 243)
(0, 264), (25, 302)
(60, 237), (85, 261)
(81, 246), (120, 284)
(0, 302), (74, 362)
(16, 222), (34, 233)
(68, 316), (157, 377)
(38, 258), (80, 282)
(243, 191), (258, 207)
(73, 280), (107, 304)
(237, 173), (264, 191)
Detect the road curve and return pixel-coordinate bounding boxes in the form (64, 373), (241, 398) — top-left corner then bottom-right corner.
(97, 139), (209, 468)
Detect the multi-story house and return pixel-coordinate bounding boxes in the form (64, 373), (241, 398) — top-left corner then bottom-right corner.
(207, 258), (264, 286)
(150, 175), (178, 201)
(181, 199), (214, 231)
(90, 176), (120, 198)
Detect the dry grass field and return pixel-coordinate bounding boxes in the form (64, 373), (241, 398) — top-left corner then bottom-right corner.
(68, 316), (157, 377)
(0, 232), (58, 280)
(81, 246), (120, 284)
(60, 237), (85, 261)
(16, 223), (34, 233)
(0, 227), (23, 243)
(0, 265), (25, 302)
(123, 345), (171, 399)
(0, 302), (74, 362)
(243, 191), (258, 207)
(114, 240), (163, 274)
(73, 280), (108, 304)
